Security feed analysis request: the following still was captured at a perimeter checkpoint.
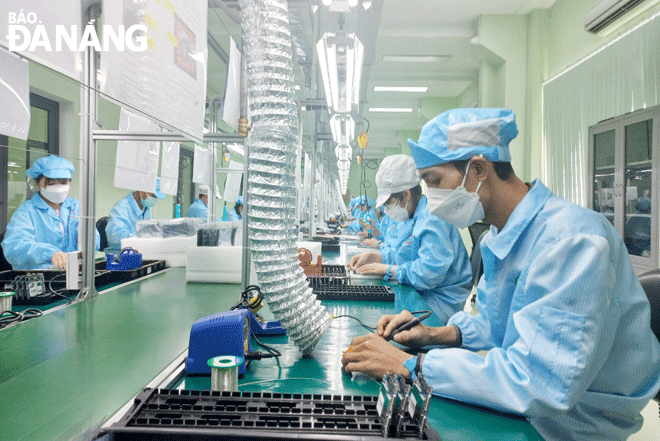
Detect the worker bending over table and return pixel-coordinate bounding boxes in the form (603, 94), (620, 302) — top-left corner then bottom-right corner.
(342, 108), (660, 441)
(347, 154), (472, 325)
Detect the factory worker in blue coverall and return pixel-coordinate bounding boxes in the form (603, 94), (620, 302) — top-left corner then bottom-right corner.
(186, 185), (210, 219)
(2, 156), (100, 270)
(226, 196), (243, 221)
(342, 108), (660, 441)
(105, 177), (166, 252)
(347, 155), (472, 325)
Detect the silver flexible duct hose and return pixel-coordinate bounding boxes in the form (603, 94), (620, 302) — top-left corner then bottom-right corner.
(239, 0), (331, 354)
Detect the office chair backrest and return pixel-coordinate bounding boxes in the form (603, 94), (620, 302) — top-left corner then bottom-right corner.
(468, 222), (490, 247)
(637, 269), (660, 403)
(470, 230), (488, 288)
(0, 231), (12, 271)
(96, 216), (109, 251)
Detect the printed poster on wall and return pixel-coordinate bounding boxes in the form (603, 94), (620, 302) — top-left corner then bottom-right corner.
(102, 0), (207, 142)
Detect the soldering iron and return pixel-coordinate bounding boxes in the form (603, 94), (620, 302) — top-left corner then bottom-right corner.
(384, 310), (432, 342)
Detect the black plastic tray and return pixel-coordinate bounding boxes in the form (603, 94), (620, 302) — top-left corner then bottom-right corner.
(96, 388), (440, 441)
(0, 260), (166, 306)
(307, 265), (349, 288)
(313, 285), (395, 302)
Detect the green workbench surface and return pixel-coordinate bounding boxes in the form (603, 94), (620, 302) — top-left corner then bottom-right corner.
(180, 299), (541, 441)
(1, 263), (542, 441)
(0, 268), (240, 441)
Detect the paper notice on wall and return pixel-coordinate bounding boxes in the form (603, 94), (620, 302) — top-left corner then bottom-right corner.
(102, 0), (207, 142)
(221, 36), (241, 131)
(192, 144), (211, 185)
(223, 160), (243, 204)
(160, 141), (180, 195)
(0, 1), (81, 80)
(114, 108), (160, 193)
(0, 48), (30, 140)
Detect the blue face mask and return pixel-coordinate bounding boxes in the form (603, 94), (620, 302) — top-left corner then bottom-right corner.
(142, 195), (157, 208)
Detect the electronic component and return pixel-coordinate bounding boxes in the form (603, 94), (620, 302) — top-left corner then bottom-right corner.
(12, 273), (45, 302)
(407, 374), (433, 438)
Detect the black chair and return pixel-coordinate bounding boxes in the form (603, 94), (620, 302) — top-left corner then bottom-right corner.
(637, 269), (660, 404)
(96, 216), (109, 252)
(0, 231), (12, 271)
(468, 222), (490, 247)
(469, 230), (488, 289)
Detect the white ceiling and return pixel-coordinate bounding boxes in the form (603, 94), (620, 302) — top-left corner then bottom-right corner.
(207, 0), (558, 159)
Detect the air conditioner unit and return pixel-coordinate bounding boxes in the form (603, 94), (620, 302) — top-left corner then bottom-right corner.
(584, 0), (658, 34)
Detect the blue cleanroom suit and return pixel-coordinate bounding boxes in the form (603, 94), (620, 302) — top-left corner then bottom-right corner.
(2, 194), (100, 270)
(186, 198), (208, 219)
(106, 192), (151, 252)
(380, 196), (472, 325)
(415, 180), (660, 440)
(226, 207), (242, 221)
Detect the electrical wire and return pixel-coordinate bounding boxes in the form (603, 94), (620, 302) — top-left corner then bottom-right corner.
(332, 314), (376, 332)
(44, 273), (74, 304)
(0, 308), (43, 330)
(250, 333), (282, 359)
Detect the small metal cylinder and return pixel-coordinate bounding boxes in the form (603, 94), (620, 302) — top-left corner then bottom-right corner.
(0, 292), (15, 311)
(208, 356), (243, 392)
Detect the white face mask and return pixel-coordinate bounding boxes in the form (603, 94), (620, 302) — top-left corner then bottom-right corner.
(40, 184), (70, 204)
(384, 198), (410, 222)
(426, 162), (484, 228)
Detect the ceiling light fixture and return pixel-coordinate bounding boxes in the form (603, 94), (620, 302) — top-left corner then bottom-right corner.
(373, 86), (428, 93)
(382, 55), (451, 63)
(329, 114), (355, 145)
(368, 107), (414, 113)
(317, 32), (364, 114)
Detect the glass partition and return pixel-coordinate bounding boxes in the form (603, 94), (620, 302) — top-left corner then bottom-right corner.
(591, 129), (616, 227)
(623, 119), (653, 257)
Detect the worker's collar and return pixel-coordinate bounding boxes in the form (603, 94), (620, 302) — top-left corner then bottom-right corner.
(413, 195), (428, 220)
(129, 192), (147, 214)
(483, 179), (551, 260)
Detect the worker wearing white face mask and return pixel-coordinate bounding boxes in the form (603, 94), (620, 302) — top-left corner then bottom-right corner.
(2, 155), (100, 270)
(105, 177), (165, 253)
(346, 155), (472, 325)
(342, 108), (660, 441)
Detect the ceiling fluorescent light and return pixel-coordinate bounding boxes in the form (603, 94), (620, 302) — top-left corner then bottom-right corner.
(368, 107), (414, 113)
(382, 55), (451, 63)
(316, 32), (365, 113)
(330, 114), (355, 145)
(374, 86), (428, 92)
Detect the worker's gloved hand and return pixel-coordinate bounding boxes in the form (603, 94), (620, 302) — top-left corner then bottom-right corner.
(51, 251), (67, 269)
(358, 231), (369, 238)
(346, 251), (382, 270)
(361, 238), (378, 249)
(341, 333), (413, 380)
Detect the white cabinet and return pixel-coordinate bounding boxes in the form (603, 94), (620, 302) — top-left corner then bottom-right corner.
(588, 105), (660, 274)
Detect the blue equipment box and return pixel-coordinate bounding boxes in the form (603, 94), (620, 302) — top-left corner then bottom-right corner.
(106, 248), (142, 271)
(185, 309), (252, 375)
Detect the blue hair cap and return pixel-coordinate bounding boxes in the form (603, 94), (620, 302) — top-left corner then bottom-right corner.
(408, 108), (518, 168)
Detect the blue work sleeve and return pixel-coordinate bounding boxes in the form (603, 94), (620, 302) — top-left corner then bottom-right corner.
(394, 220), (454, 290)
(106, 204), (135, 248)
(423, 235), (616, 417)
(2, 208), (59, 269)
